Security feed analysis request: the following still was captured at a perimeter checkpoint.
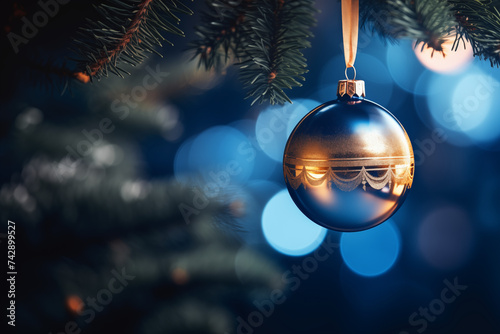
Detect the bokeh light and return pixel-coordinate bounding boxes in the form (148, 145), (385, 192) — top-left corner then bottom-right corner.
(173, 126), (254, 184)
(414, 36), (473, 74)
(414, 70), (477, 146)
(173, 136), (195, 182)
(92, 144), (124, 167)
(157, 105), (184, 142)
(66, 295), (84, 314)
(232, 180), (281, 245)
(255, 99), (320, 162)
(418, 206), (475, 270)
(340, 220), (401, 277)
(386, 40), (428, 95)
(413, 70), (452, 130)
(230, 119), (277, 180)
(285, 98), (321, 136)
(451, 73), (500, 143)
(450, 74), (492, 131)
(15, 107), (44, 130)
(262, 189), (327, 256)
(419, 64), (500, 147)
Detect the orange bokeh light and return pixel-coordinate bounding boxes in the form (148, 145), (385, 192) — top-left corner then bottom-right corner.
(171, 268), (189, 285)
(66, 295), (84, 314)
(413, 36), (473, 74)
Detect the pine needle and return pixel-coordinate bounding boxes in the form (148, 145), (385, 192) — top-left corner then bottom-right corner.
(73, 0), (193, 81)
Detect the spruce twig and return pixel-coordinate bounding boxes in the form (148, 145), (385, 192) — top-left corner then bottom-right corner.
(190, 0), (316, 105)
(239, 0), (315, 105)
(359, 0), (500, 65)
(189, 0), (252, 70)
(360, 0), (456, 53)
(450, 0), (500, 66)
(72, 0), (193, 81)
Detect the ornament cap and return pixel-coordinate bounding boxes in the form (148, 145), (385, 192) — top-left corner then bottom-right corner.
(337, 80), (365, 98)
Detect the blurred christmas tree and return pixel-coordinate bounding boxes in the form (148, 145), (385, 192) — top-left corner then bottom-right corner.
(0, 2), (286, 332)
(0, 78), (285, 333)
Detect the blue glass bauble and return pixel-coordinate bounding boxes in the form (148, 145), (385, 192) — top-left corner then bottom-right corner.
(283, 81), (414, 232)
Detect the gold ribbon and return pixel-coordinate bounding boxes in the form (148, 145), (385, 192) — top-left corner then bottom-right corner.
(341, 0), (359, 69)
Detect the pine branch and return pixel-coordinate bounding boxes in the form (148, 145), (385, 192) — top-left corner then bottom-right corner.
(450, 0), (500, 67)
(359, 0), (397, 42)
(360, 0), (500, 65)
(360, 0), (457, 52)
(190, 0), (316, 105)
(239, 0), (316, 105)
(189, 0), (252, 70)
(72, 0), (193, 81)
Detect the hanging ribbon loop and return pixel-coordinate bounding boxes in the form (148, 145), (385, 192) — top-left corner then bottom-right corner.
(341, 0), (359, 70)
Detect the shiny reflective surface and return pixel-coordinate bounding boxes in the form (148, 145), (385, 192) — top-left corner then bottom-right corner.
(283, 96), (414, 231)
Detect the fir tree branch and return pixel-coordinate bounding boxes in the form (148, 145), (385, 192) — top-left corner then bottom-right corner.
(190, 0), (316, 105)
(360, 0), (500, 65)
(239, 0), (316, 105)
(360, 0), (457, 52)
(73, 0), (193, 81)
(450, 0), (500, 66)
(189, 0), (252, 70)
(359, 0), (396, 41)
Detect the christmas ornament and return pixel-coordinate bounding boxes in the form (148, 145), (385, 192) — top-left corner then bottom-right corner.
(283, 0), (414, 232)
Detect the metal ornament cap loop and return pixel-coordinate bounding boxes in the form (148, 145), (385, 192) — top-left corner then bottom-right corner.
(345, 66), (357, 80)
(337, 79), (366, 98)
